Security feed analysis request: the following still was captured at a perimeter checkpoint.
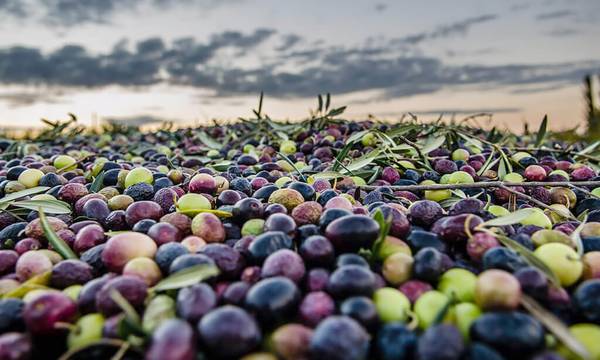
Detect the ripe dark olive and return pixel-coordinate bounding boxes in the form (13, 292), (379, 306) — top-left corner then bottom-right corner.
(261, 249), (306, 283)
(200, 243), (245, 280)
(327, 264), (376, 299)
(298, 291), (335, 327)
(245, 276), (301, 326)
(412, 247), (445, 283)
(309, 316), (370, 360)
(336, 253), (369, 268)
(0, 299), (24, 333)
(375, 205), (410, 238)
(482, 247), (528, 273)
(287, 182), (316, 201)
(198, 306), (261, 359)
(155, 242), (189, 273)
(573, 279), (600, 323)
(0, 332), (32, 360)
(95, 275), (148, 316)
(176, 283), (217, 323)
(406, 230), (447, 253)
(146, 319), (196, 360)
(50, 259), (94, 289)
(376, 323), (417, 360)
(417, 324), (465, 360)
(340, 296), (379, 331)
(470, 312), (545, 356)
(247, 231), (293, 264)
(430, 214), (484, 243)
(325, 215), (379, 253)
(232, 198), (263, 223)
(299, 235), (335, 267)
(318, 208), (352, 230)
(23, 292), (77, 335)
(408, 200), (444, 227)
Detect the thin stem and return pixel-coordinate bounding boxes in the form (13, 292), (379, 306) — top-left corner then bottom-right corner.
(568, 184), (600, 200)
(510, 147), (600, 163)
(360, 180), (600, 192)
(498, 185), (577, 221)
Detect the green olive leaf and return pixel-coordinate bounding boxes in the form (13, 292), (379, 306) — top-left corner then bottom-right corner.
(38, 207), (78, 260)
(0, 186), (50, 204)
(480, 208), (538, 227)
(521, 295), (591, 360)
(152, 264), (220, 292)
(11, 199), (71, 214)
(492, 232), (561, 287)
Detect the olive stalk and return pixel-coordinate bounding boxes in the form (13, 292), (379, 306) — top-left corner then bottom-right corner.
(360, 180), (600, 192)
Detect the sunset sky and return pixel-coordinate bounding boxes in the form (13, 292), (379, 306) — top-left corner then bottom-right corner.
(0, 0), (599, 131)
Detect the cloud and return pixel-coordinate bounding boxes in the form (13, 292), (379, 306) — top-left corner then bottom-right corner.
(536, 9), (574, 20)
(0, 28), (275, 87)
(392, 14), (498, 46)
(276, 34), (302, 52)
(103, 114), (175, 126)
(374, 107), (521, 117)
(0, 0), (26, 17)
(0, 91), (66, 107)
(0, 0), (243, 26)
(374, 3), (387, 12)
(0, 21), (597, 105)
(545, 28), (579, 37)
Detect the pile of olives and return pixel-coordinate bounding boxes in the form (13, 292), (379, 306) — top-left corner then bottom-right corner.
(0, 119), (599, 360)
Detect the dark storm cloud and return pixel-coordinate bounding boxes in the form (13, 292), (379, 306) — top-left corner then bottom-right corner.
(0, 0), (26, 17)
(374, 3), (387, 12)
(0, 28), (275, 87)
(392, 14), (498, 46)
(374, 107), (521, 116)
(0, 0), (242, 26)
(536, 9), (574, 20)
(276, 34), (302, 52)
(0, 23), (597, 103)
(0, 91), (65, 107)
(103, 115), (174, 126)
(545, 28), (579, 37)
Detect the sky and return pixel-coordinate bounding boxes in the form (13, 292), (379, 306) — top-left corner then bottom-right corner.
(0, 0), (599, 131)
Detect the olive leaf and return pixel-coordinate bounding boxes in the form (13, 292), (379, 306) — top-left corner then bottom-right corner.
(342, 149), (381, 174)
(38, 207), (78, 260)
(58, 339), (137, 360)
(176, 208), (233, 218)
(331, 142), (354, 172)
(109, 290), (146, 338)
(142, 295), (176, 334)
(492, 232), (561, 287)
(345, 129), (369, 145)
(310, 171), (345, 181)
(534, 115), (548, 148)
(571, 215), (587, 257)
(11, 199), (71, 214)
(477, 149), (497, 176)
(197, 131), (222, 150)
(90, 171), (106, 193)
(521, 295), (591, 360)
(152, 264), (220, 292)
(432, 295), (454, 326)
(479, 208), (537, 227)
(0, 186), (50, 204)
(456, 132), (484, 150)
(2, 271), (51, 299)
(276, 151), (307, 182)
(371, 208), (391, 259)
(421, 135), (446, 154)
(497, 156), (507, 180)
(210, 160), (232, 172)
